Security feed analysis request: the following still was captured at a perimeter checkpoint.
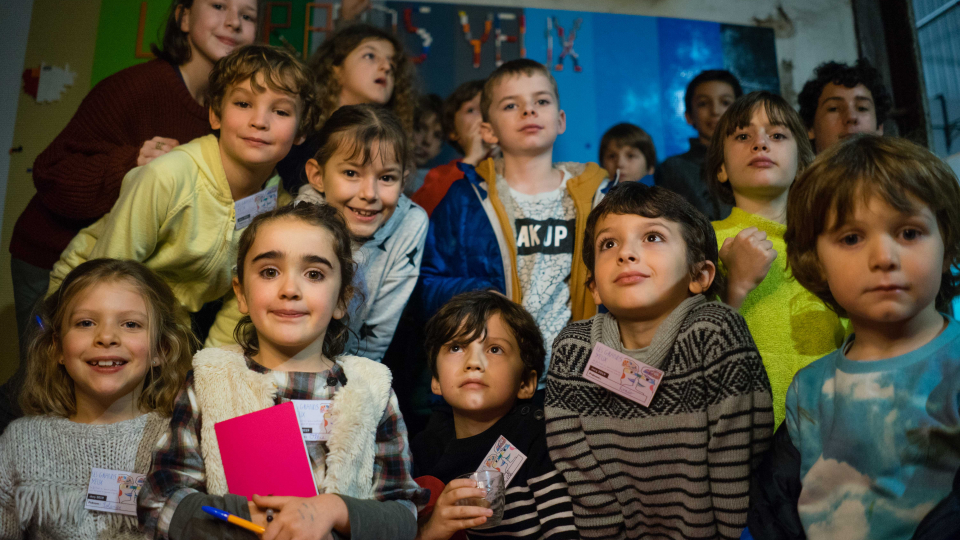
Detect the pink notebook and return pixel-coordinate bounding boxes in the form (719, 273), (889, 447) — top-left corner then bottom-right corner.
(214, 401), (318, 500)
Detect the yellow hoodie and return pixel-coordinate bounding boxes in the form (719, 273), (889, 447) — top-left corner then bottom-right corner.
(47, 134), (291, 313)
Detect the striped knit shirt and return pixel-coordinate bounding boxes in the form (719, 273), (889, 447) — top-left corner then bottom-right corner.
(545, 296), (774, 539)
(412, 405), (578, 539)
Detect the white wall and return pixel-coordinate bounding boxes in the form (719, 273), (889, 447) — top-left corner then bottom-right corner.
(424, 0), (859, 106)
(0, 0), (35, 229)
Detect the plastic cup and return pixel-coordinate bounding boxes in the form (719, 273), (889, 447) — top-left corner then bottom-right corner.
(454, 470), (505, 529)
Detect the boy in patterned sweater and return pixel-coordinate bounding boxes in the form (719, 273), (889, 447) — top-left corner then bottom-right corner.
(412, 291), (577, 540)
(545, 182), (774, 539)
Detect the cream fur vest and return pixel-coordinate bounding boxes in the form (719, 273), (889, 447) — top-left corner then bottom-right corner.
(192, 347), (392, 499)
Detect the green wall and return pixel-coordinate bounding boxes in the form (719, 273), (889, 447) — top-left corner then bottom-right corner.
(91, 0), (168, 87)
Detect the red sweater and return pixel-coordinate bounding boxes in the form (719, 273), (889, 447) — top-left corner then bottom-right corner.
(10, 59), (211, 269)
(411, 159), (465, 217)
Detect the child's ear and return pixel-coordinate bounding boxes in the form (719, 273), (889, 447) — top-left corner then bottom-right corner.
(209, 108), (222, 131)
(684, 111), (695, 128)
(517, 370), (538, 400)
(717, 164), (728, 184)
(177, 4), (190, 33)
(430, 376), (443, 396)
(480, 122), (499, 146)
(807, 126), (816, 141)
(333, 289), (353, 321)
(689, 260), (717, 295)
(589, 278), (602, 306)
(448, 130), (459, 142)
(295, 134), (306, 145)
(556, 109), (567, 136)
(233, 277), (250, 315)
(304, 159), (325, 193)
(647, 165), (655, 176)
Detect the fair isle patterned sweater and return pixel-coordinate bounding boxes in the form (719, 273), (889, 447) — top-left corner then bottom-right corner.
(545, 296), (774, 539)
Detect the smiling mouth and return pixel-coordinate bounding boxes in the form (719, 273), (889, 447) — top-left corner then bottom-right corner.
(347, 206), (380, 218)
(217, 36), (237, 46)
(272, 310), (307, 318)
(244, 137), (269, 146)
(87, 360), (128, 367)
(615, 272), (650, 284)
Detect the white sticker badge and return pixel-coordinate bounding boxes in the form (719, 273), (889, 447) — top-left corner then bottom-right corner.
(234, 184), (279, 230)
(477, 435), (527, 487)
(582, 342), (664, 407)
(292, 399), (334, 442)
(84, 468), (146, 516)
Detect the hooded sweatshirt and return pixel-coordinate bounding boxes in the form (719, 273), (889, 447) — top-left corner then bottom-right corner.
(204, 185), (428, 362)
(47, 134), (291, 313)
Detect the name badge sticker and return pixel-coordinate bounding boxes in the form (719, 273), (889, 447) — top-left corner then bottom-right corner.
(292, 399), (334, 442)
(477, 435), (527, 487)
(234, 184), (279, 230)
(582, 342), (664, 407)
(84, 468), (146, 516)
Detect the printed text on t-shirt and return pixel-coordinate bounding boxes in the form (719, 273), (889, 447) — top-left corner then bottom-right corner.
(515, 218), (575, 255)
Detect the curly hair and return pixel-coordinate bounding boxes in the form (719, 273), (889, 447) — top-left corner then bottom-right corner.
(152, 0), (266, 66)
(786, 135), (960, 316)
(798, 59), (893, 129)
(308, 24), (416, 133)
(233, 202), (359, 359)
(583, 182), (724, 301)
(20, 259), (196, 418)
(705, 91), (815, 206)
(208, 44), (320, 138)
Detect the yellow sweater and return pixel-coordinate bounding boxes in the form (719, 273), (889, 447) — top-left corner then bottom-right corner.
(713, 208), (847, 427)
(47, 134), (291, 313)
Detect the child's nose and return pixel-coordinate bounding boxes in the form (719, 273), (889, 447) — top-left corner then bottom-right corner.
(358, 177), (378, 200)
(224, 6), (241, 30)
(869, 236), (899, 270)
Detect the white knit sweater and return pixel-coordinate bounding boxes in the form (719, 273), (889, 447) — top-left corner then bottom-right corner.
(0, 412), (167, 540)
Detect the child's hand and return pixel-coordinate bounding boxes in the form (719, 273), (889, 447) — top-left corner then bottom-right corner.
(417, 479), (493, 540)
(247, 500), (271, 529)
(138, 136), (179, 166)
(253, 493), (348, 540)
(720, 226), (777, 309)
(460, 122), (487, 166)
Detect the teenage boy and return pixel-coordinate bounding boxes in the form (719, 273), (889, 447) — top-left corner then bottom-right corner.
(546, 182), (773, 539)
(412, 80), (496, 216)
(599, 122), (656, 187)
(798, 59), (892, 154)
(747, 135), (960, 540)
(655, 69), (742, 221)
(46, 45), (315, 319)
(412, 291), (577, 540)
(419, 59), (608, 391)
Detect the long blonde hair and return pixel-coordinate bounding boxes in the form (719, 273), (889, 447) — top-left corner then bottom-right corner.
(308, 24), (416, 133)
(20, 259), (196, 418)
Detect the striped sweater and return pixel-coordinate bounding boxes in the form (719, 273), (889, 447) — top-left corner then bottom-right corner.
(545, 296), (774, 539)
(412, 405), (577, 539)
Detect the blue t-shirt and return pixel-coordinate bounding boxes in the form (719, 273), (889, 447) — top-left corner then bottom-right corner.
(787, 315), (960, 540)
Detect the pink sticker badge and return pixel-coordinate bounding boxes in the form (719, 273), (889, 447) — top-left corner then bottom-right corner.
(582, 342), (664, 407)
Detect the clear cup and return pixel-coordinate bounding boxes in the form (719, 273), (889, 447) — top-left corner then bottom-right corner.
(454, 470), (505, 529)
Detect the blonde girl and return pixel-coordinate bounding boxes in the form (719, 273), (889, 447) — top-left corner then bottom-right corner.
(0, 259), (195, 540)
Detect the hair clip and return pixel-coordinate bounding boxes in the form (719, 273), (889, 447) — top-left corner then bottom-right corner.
(34, 315), (44, 330)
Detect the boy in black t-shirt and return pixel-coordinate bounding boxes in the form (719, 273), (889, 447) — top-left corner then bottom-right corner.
(412, 291), (576, 540)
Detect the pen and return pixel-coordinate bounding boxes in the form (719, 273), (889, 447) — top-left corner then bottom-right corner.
(202, 505), (266, 534)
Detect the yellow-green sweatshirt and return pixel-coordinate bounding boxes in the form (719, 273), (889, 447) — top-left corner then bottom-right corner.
(713, 207), (848, 427)
(47, 134), (291, 312)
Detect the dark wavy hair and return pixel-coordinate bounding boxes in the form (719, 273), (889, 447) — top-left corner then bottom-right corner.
(583, 182), (724, 301)
(786, 135), (960, 315)
(798, 59), (893, 129)
(151, 0), (266, 66)
(310, 104), (413, 186)
(233, 203), (358, 359)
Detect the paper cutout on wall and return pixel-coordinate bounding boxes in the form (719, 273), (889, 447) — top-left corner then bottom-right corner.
(22, 63), (76, 103)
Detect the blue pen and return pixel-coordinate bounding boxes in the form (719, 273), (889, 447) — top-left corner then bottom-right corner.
(202, 505), (266, 534)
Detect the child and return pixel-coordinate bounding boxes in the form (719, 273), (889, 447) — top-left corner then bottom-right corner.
(2, 0), (258, 431)
(0, 259), (194, 539)
(45, 45), (316, 323)
(599, 122), (656, 186)
(412, 79), (497, 217)
(140, 203), (427, 540)
(206, 104), (428, 363)
(420, 59), (608, 391)
(407, 94), (445, 195)
(746, 135), (960, 540)
(798, 59), (891, 153)
(545, 182), (773, 539)
(655, 69), (742, 221)
(277, 24), (415, 190)
(412, 291), (577, 540)
(707, 91), (846, 428)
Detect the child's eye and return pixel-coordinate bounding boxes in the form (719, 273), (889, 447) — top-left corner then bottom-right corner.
(720, 98), (734, 107)
(212, 3), (225, 9)
(122, 321), (143, 330)
(448, 344), (462, 353)
(259, 267), (279, 278)
(242, 13), (256, 22)
(306, 270), (324, 281)
(771, 132), (787, 140)
(343, 169), (358, 178)
(901, 228), (923, 241)
(537, 99), (550, 106)
(489, 345), (502, 354)
(734, 133), (749, 141)
(76, 319), (94, 328)
(380, 175), (399, 183)
(503, 103), (516, 110)
(598, 238), (616, 251)
(233, 101), (250, 108)
(275, 109), (291, 117)
(840, 233), (860, 246)
(466, 107), (475, 113)
(363, 52), (376, 60)
(645, 233), (664, 242)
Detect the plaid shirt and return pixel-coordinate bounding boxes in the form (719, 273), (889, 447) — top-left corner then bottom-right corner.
(140, 358), (428, 539)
